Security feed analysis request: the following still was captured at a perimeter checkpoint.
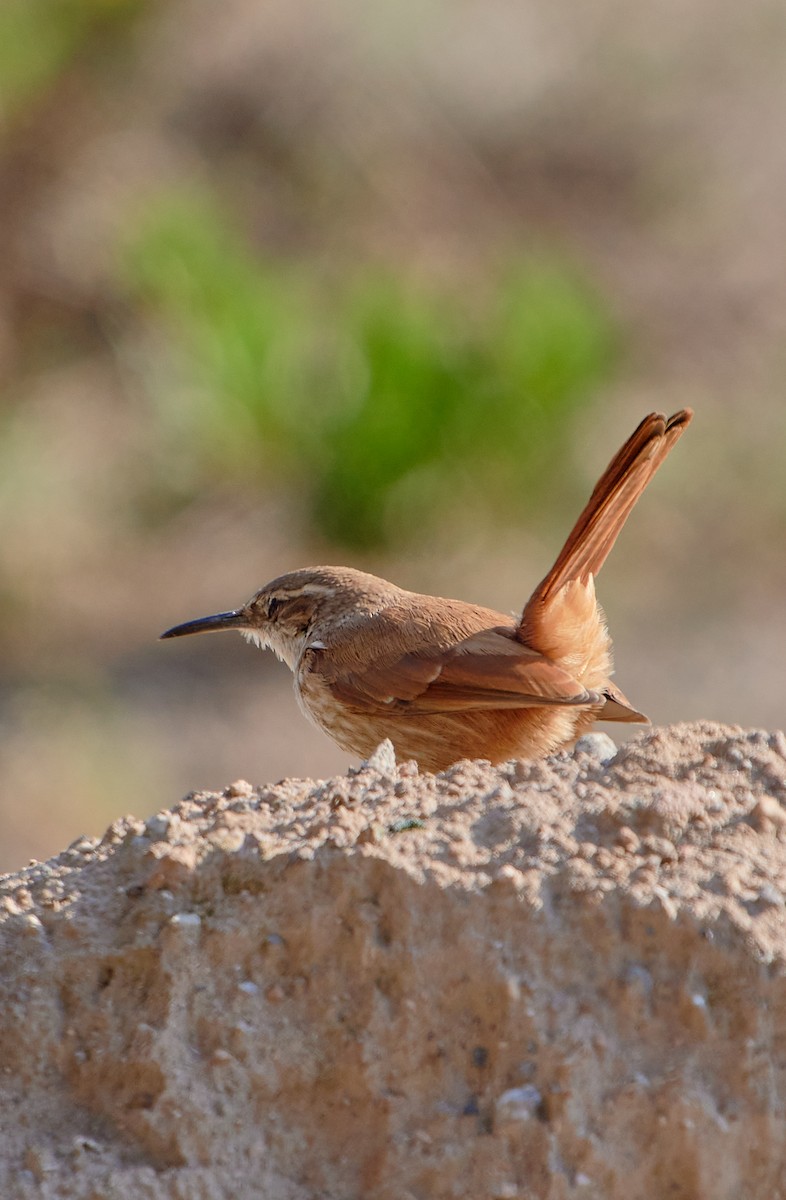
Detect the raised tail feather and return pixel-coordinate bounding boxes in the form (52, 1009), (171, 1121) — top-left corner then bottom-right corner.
(522, 409), (692, 617)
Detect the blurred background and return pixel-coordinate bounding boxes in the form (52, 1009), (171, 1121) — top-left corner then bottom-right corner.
(1, 0), (785, 871)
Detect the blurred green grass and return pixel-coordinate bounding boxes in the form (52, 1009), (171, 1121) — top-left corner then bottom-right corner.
(122, 193), (617, 549)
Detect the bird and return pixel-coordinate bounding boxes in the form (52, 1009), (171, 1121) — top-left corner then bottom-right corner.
(161, 409), (692, 772)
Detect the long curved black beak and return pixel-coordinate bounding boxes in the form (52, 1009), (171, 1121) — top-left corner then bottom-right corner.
(159, 610), (248, 640)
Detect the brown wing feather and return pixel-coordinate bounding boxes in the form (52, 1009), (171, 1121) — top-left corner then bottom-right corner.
(314, 627), (602, 715)
(599, 681), (649, 723)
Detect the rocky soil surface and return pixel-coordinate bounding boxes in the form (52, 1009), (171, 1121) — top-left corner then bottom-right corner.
(2, 721), (786, 1199)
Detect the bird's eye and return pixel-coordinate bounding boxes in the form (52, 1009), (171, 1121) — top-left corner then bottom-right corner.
(267, 597), (284, 619)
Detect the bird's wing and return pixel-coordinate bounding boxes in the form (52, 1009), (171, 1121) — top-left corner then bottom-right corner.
(597, 680), (649, 723)
(308, 627), (602, 714)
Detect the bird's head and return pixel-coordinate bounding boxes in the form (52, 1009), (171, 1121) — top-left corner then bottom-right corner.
(160, 565), (397, 669)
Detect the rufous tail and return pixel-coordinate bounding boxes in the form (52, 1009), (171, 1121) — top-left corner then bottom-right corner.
(520, 409), (692, 626)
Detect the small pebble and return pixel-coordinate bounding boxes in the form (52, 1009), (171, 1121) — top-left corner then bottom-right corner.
(226, 780), (254, 798)
(169, 912), (201, 929)
(574, 732), (618, 765)
(495, 1085), (542, 1122)
(362, 739), (398, 777)
(146, 814), (172, 841)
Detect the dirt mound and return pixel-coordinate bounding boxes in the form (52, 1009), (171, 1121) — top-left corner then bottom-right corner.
(2, 721), (786, 1199)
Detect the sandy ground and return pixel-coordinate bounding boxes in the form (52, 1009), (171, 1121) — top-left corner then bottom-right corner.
(2, 720), (786, 1198)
